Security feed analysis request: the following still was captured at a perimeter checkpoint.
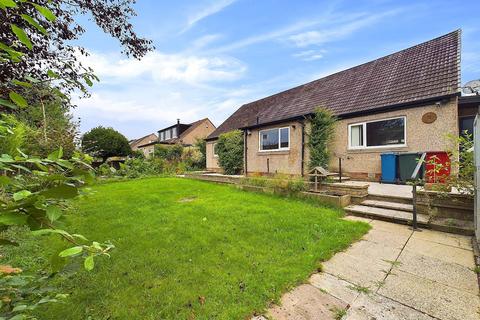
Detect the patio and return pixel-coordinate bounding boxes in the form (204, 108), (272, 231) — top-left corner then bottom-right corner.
(255, 217), (480, 320)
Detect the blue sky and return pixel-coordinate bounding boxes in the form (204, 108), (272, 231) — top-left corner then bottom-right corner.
(73, 0), (480, 139)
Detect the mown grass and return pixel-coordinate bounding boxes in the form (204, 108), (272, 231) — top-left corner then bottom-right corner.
(10, 177), (370, 319)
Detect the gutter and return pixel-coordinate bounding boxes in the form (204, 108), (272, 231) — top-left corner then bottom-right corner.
(239, 93), (460, 131)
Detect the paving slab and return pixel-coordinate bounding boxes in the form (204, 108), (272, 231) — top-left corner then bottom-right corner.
(345, 293), (436, 320)
(323, 252), (390, 288)
(404, 236), (476, 268)
(363, 227), (411, 250)
(309, 273), (359, 304)
(267, 284), (347, 320)
(342, 238), (401, 262)
(368, 219), (413, 235)
(410, 228), (472, 250)
(378, 270), (480, 320)
(397, 249), (479, 294)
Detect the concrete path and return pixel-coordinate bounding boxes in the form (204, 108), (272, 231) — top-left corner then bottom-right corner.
(255, 217), (480, 320)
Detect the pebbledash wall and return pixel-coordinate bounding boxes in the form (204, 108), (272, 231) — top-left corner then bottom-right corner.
(206, 97), (459, 180)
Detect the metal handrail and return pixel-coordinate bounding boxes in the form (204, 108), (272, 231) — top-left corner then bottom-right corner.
(410, 153), (426, 230)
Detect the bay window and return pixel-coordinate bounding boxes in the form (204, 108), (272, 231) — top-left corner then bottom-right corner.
(259, 127), (290, 151)
(348, 117), (406, 149)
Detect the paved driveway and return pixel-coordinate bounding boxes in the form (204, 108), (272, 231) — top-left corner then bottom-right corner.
(256, 217), (480, 320)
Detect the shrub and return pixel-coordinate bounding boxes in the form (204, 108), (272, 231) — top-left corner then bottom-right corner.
(217, 130), (244, 175)
(82, 126), (131, 161)
(98, 163), (116, 177)
(154, 144), (183, 161)
(194, 138), (206, 169)
(308, 108), (337, 169)
(0, 115), (26, 156)
(182, 146), (203, 170)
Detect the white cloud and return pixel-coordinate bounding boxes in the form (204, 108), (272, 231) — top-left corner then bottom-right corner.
(288, 10), (401, 47)
(73, 49), (251, 138)
(212, 9), (403, 53)
(80, 50), (246, 85)
(292, 50), (326, 61)
(181, 0), (237, 33)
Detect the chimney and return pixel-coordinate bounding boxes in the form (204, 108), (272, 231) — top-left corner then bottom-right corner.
(177, 118), (180, 125)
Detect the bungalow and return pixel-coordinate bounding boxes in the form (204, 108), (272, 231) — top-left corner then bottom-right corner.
(130, 133), (158, 158)
(206, 30), (477, 180)
(138, 118), (216, 158)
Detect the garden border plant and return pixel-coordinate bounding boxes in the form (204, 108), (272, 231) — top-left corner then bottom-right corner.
(217, 130), (244, 175)
(307, 107), (337, 170)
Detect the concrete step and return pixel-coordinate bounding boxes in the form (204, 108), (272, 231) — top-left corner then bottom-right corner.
(361, 200), (413, 212)
(345, 205), (429, 225)
(429, 217), (475, 236)
(366, 193), (413, 205)
(330, 176), (351, 182)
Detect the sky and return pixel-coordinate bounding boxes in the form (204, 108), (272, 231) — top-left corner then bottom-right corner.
(72, 0), (480, 139)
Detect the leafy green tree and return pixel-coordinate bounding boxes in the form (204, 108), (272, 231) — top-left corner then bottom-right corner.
(15, 86), (78, 158)
(1, 0), (153, 109)
(194, 138), (207, 169)
(308, 108), (337, 169)
(82, 126), (131, 161)
(217, 130), (244, 175)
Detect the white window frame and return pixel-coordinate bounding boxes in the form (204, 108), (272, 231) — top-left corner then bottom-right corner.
(213, 143), (218, 157)
(348, 116), (407, 150)
(258, 126), (290, 152)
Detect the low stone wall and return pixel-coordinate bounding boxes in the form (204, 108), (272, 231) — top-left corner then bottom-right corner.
(184, 172), (242, 184)
(236, 185), (351, 208)
(416, 190), (474, 221)
(317, 182), (369, 198)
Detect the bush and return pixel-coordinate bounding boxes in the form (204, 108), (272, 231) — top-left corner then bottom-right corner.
(182, 146), (203, 170)
(82, 126), (131, 161)
(308, 108), (337, 169)
(154, 144), (183, 161)
(194, 138), (206, 168)
(217, 130), (244, 175)
(0, 115), (26, 156)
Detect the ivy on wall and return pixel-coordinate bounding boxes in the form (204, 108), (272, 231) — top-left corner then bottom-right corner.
(217, 130), (244, 175)
(308, 108), (337, 169)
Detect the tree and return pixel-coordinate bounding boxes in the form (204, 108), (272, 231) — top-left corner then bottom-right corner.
(15, 85), (79, 158)
(308, 108), (337, 169)
(82, 126), (131, 161)
(194, 138), (207, 169)
(1, 0), (154, 108)
(217, 130), (244, 175)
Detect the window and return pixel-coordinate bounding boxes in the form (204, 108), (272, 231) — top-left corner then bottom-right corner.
(348, 117), (406, 149)
(159, 131), (165, 141)
(165, 129), (171, 140)
(459, 116), (474, 138)
(259, 127), (290, 151)
(213, 143), (218, 157)
(172, 127), (178, 138)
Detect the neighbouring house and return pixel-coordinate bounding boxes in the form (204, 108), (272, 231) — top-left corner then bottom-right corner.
(138, 118), (216, 157)
(129, 133), (158, 158)
(206, 30), (478, 180)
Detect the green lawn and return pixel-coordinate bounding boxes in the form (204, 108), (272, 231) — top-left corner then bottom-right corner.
(29, 177), (369, 319)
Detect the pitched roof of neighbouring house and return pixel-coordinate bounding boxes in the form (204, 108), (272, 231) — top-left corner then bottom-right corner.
(130, 133), (157, 147)
(208, 30), (461, 139)
(141, 118), (215, 146)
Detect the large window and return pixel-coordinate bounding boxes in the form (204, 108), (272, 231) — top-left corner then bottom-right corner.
(259, 127), (290, 151)
(348, 117), (406, 149)
(172, 127), (178, 138)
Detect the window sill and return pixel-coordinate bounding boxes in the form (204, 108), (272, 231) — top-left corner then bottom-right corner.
(257, 150), (290, 156)
(347, 146), (408, 154)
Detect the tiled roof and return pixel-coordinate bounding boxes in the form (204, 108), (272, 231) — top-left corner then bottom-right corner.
(156, 118), (215, 145)
(208, 30), (461, 139)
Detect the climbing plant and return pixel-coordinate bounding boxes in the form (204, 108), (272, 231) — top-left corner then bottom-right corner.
(217, 130), (244, 175)
(308, 108), (337, 169)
